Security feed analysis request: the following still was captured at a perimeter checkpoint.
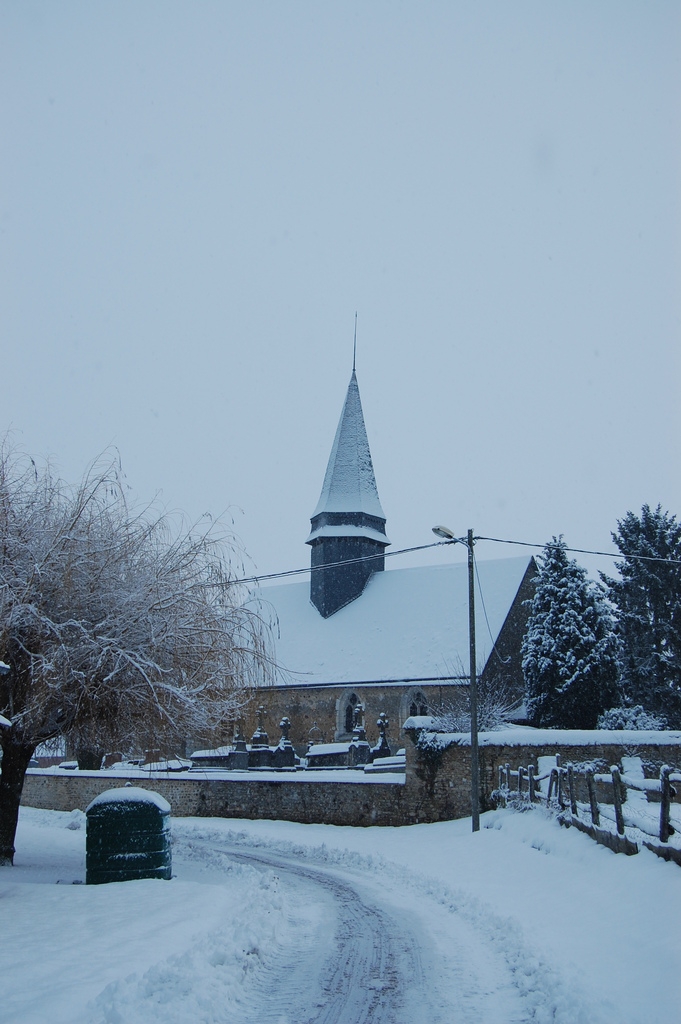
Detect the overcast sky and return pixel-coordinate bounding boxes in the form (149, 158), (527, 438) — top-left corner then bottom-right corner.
(2, 2), (679, 582)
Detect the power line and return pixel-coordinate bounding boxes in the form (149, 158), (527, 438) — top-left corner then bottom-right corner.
(477, 535), (681, 567)
(229, 533), (681, 589)
(473, 552), (511, 665)
(235, 540), (450, 586)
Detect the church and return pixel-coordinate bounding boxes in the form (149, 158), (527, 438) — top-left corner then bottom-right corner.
(246, 367), (535, 753)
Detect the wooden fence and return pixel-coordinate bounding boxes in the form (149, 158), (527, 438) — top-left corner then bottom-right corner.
(494, 753), (681, 863)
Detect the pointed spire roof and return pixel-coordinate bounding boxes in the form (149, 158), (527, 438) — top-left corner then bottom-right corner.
(311, 371), (386, 521)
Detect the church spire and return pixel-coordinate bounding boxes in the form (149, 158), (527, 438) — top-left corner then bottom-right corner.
(353, 311), (357, 373)
(307, 367), (389, 618)
(310, 370), (386, 523)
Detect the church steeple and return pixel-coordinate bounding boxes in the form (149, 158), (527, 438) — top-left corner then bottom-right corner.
(307, 370), (389, 617)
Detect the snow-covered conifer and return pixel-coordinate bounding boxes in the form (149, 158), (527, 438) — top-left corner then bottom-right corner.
(603, 505), (681, 727)
(522, 538), (619, 729)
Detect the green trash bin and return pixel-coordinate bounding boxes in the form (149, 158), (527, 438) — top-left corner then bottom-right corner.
(86, 787), (172, 884)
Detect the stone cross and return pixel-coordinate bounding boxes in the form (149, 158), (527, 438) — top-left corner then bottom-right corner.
(251, 705), (269, 748)
(352, 703), (365, 731)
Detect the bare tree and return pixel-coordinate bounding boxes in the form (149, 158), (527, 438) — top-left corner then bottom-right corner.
(0, 447), (271, 864)
(434, 658), (521, 732)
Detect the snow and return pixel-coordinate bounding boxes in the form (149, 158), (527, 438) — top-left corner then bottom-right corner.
(304, 523), (391, 544)
(402, 715), (442, 730)
(189, 745), (232, 758)
(363, 753), (406, 774)
(306, 742), (350, 756)
(426, 726), (681, 747)
(310, 371), (386, 522)
(3, 803), (680, 1023)
(86, 787), (171, 813)
(0, 712), (11, 728)
(259, 556), (532, 685)
(28, 765), (405, 785)
(140, 758), (192, 772)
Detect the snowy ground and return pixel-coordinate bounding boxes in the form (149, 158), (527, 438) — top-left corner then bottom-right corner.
(2, 805), (680, 1024)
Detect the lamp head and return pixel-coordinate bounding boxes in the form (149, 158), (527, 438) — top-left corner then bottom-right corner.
(432, 525), (456, 541)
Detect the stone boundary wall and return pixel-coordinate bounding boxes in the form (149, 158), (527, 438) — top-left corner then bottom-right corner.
(21, 770), (410, 827)
(409, 737), (681, 823)
(21, 733), (681, 827)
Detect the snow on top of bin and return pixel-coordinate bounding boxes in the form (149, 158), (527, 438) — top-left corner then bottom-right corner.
(86, 787), (171, 814)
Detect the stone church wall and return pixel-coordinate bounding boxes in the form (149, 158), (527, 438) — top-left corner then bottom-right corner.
(238, 682), (468, 753)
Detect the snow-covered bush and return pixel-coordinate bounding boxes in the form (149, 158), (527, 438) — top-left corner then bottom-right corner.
(597, 705), (667, 731)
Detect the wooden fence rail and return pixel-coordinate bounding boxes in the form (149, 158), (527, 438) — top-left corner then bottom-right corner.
(495, 755), (681, 849)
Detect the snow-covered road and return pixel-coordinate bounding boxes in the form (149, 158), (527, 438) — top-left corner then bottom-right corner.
(183, 840), (527, 1024)
(3, 806), (680, 1023)
(200, 843), (428, 1024)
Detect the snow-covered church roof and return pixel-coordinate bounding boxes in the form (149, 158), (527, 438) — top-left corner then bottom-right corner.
(258, 557), (533, 687)
(309, 370), (386, 527)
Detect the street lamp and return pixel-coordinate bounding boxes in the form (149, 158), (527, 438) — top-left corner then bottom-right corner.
(432, 526), (480, 832)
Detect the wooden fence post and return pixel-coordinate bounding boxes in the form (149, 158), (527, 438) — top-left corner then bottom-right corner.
(528, 765), (535, 803)
(518, 765), (525, 797)
(611, 766), (625, 836)
(660, 765), (672, 844)
(505, 763), (511, 789)
(586, 771), (600, 826)
(568, 764), (577, 815)
(547, 768), (557, 804)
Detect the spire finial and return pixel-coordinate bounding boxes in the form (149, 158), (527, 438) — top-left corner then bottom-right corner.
(353, 312), (357, 373)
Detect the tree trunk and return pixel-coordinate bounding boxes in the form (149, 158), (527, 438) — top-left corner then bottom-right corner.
(0, 736), (35, 865)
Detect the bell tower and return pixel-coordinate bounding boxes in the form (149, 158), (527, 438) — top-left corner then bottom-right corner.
(306, 369), (389, 617)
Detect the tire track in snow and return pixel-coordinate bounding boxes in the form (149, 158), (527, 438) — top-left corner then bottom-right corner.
(182, 825), (603, 1024)
(212, 844), (428, 1024)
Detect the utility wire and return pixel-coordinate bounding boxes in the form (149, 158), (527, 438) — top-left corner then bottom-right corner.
(473, 552), (511, 665)
(229, 534), (681, 589)
(235, 540), (450, 586)
(476, 535), (681, 567)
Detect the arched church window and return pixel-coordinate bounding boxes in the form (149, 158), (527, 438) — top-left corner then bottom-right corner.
(409, 691), (428, 718)
(345, 693), (359, 734)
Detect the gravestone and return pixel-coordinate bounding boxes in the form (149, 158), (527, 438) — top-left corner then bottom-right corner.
(248, 706), (273, 768)
(349, 703), (371, 767)
(371, 712), (392, 760)
(272, 716), (296, 769)
(228, 722), (249, 770)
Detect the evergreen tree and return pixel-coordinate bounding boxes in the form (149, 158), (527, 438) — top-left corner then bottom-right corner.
(522, 538), (620, 728)
(603, 505), (681, 727)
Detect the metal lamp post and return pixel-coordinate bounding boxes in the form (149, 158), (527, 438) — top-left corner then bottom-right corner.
(432, 526), (479, 832)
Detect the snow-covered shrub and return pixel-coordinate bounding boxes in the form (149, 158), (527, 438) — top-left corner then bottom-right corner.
(597, 705), (667, 731)
(414, 730), (450, 795)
